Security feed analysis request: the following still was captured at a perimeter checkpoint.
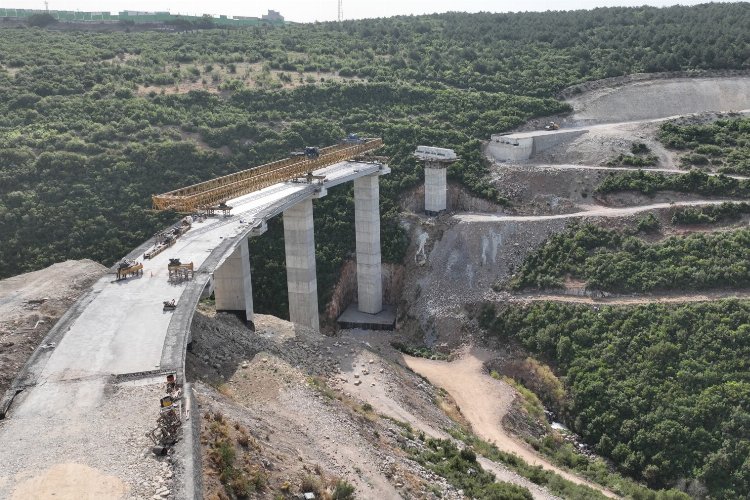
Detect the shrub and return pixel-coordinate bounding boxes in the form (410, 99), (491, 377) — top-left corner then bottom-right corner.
(332, 480), (356, 499)
(26, 13), (57, 27)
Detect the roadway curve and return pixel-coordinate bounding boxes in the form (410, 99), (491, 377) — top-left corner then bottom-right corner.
(405, 349), (619, 498)
(0, 160), (387, 499)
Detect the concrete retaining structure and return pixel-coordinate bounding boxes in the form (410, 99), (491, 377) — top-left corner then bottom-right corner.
(488, 129), (588, 162)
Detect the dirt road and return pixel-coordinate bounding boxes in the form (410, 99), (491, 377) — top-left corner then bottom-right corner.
(456, 200), (732, 222)
(403, 348), (619, 498)
(497, 162), (749, 180)
(511, 290), (750, 305)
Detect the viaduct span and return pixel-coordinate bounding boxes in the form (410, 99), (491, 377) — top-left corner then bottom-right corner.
(0, 141), (389, 499)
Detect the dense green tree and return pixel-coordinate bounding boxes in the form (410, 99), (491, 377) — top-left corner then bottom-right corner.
(479, 300), (750, 495)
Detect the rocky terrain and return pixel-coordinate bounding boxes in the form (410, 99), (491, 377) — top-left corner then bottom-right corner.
(187, 311), (568, 499)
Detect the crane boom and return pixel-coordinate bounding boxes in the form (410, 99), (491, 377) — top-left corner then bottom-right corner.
(152, 138), (384, 212)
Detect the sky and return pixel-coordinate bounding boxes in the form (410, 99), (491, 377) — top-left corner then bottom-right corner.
(5, 0), (737, 23)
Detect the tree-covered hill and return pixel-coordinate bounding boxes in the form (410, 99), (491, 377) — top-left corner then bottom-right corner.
(0, 3), (748, 305)
(479, 300), (750, 498)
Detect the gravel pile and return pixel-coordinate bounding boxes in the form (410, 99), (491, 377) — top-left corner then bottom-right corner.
(0, 379), (176, 499)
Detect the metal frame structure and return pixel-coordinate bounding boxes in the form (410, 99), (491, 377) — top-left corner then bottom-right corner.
(152, 138), (384, 213)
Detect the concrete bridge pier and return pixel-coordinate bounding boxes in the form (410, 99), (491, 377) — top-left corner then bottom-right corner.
(213, 237), (254, 328)
(284, 197), (320, 331)
(354, 173), (383, 314)
(424, 161), (448, 215)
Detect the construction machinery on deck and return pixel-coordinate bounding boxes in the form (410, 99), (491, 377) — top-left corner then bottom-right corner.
(167, 258), (194, 282)
(115, 260), (143, 281)
(144, 217), (193, 260)
(151, 137), (383, 213)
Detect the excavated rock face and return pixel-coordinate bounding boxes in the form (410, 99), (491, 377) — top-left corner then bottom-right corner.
(566, 76), (750, 124)
(398, 215), (568, 346)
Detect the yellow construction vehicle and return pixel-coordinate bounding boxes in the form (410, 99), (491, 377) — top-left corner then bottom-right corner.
(167, 258), (194, 282)
(544, 122), (560, 131)
(115, 260), (143, 281)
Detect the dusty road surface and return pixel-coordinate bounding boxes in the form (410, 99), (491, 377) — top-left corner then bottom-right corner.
(404, 347), (619, 498)
(511, 290), (750, 305)
(456, 200), (734, 222)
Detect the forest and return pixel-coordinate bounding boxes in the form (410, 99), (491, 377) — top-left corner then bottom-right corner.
(478, 300), (750, 498)
(595, 168), (750, 198)
(671, 201), (750, 225)
(508, 223), (750, 293)
(0, 3), (749, 317)
(659, 117), (750, 174)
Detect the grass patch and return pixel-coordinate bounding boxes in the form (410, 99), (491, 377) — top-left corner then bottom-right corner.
(447, 426), (688, 499)
(411, 438), (533, 499)
(307, 376), (338, 400)
(391, 341), (449, 360)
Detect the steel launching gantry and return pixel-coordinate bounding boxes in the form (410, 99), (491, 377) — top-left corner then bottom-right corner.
(152, 138), (384, 213)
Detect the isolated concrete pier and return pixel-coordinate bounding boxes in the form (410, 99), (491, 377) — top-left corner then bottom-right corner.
(213, 237), (254, 325)
(283, 198), (320, 330)
(354, 174), (383, 314)
(424, 163), (448, 214)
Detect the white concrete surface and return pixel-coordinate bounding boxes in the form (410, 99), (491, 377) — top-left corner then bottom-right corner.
(213, 237), (253, 322)
(0, 160), (389, 499)
(425, 163), (447, 213)
(488, 130), (588, 161)
(354, 174), (383, 314)
(283, 198), (320, 331)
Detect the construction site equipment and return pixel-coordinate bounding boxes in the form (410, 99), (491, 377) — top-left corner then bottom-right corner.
(342, 133), (365, 144)
(115, 260), (143, 280)
(144, 218), (192, 260)
(152, 138), (384, 213)
(544, 122), (560, 130)
(202, 202), (233, 217)
(290, 146), (320, 159)
(168, 258), (194, 282)
(163, 299), (176, 311)
(147, 373), (184, 454)
(147, 399), (182, 449)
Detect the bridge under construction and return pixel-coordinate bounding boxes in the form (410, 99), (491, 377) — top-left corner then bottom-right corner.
(0, 142), (391, 499)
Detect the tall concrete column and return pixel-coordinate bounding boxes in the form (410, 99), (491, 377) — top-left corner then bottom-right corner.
(354, 174), (383, 314)
(425, 162), (447, 214)
(213, 237), (254, 326)
(283, 198), (319, 330)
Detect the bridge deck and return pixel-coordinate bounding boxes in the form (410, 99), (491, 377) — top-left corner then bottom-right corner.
(0, 160), (388, 499)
